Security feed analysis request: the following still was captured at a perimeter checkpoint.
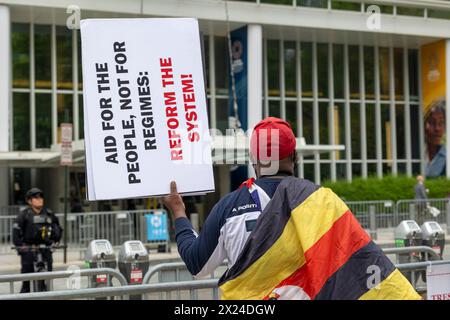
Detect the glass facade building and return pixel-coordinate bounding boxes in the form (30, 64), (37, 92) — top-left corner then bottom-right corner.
(1, 0), (450, 212)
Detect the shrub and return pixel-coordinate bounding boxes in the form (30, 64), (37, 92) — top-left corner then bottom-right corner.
(321, 175), (450, 202)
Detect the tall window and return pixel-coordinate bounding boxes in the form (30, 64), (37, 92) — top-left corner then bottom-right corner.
(263, 38), (421, 182)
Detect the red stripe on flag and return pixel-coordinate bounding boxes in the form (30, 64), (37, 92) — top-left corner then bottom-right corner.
(266, 210), (371, 300)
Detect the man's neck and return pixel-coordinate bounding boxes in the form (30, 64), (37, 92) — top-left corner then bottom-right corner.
(259, 171), (293, 179)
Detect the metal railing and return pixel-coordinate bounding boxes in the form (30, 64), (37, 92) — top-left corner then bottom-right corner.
(346, 200), (396, 238)
(395, 198), (450, 226)
(383, 246), (442, 263)
(0, 206), (25, 216)
(143, 262), (226, 300)
(0, 256), (449, 300)
(0, 198), (449, 252)
(0, 210), (150, 253)
(0, 279), (219, 300)
(0, 268), (127, 295)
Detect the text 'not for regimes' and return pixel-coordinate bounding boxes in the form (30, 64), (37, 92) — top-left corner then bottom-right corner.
(94, 41), (158, 185)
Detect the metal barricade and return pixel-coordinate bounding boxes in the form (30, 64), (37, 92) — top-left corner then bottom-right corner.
(0, 215), (15, 253)
(346, 200), (396, 239)
(1, 259), (450, 300)
(395, 259), (450, 294)
(383, 246), (441, 264)
(0, 279), (219, 300)
(143, 262), (225, 300)
(395, 198), (450, 226)
(55, 210), (148, 249)
(0, 268), (127, 294)
(0, 206), (25, 216)
(0, 210), (148, 254)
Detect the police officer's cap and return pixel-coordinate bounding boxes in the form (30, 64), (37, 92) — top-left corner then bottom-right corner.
(25, 187), (44, 200)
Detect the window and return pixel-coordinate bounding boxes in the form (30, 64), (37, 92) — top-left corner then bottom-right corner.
(56, 26), (73, 90)
(261, 0), (292, 5)
(319, 102), (329, 145)
(301, 42), (313, 97)
(379, 47), (390, 100)
(351, 103), (361, 159)
(286, 101), (298, 136)
(284, 41), (296, 97)
(79, 94), (84, 139)
(203, 35), (210, 94)
(36, 93), (52, 149)
(34, 25), (51, 89)
(298, 0), (327, 8)
(13, 93), (30, 151)
(57, 94), (73, 142)
(317, 43), (328, 98)
(216, 98), (228, 133)
(332, 1), (360, 12)
(12, 23), (30, 89)
(269, 100), (281, 118)
(333, 44), (344, 99)
(214, 37), (228, 96)
(267, 40), (280, 96)
(349, 46), (360, 99)
(366, 103), (377, 159)
(78, 32), (82, 90)
(394, 48), (404, 100)
(302, 101), (313, 144)
(364, 46), (375, 100)
(396, 104), (405, 160)
(408, 49), (419, 100)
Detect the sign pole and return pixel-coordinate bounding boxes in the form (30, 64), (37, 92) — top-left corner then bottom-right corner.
(64, 164), (68, 263)
(60, 118), (73, 264)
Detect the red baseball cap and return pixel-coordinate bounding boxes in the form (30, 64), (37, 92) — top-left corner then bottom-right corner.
(250, 117), (296, 162)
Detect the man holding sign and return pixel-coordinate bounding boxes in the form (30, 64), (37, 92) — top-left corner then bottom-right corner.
(164, 117), (421, 300)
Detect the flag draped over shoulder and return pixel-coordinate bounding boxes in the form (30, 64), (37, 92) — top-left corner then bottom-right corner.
(218, 176), (421, 300)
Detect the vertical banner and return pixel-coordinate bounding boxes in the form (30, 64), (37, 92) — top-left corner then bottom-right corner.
(229, 26), (249, 190)
(421, 40), (447, 177)
(81, 18), (214, 200)
(0, 6), (10, 208)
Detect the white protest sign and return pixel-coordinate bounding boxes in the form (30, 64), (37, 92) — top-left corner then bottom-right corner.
(426, 263), (450, 300)
(81, 18), (214, 200)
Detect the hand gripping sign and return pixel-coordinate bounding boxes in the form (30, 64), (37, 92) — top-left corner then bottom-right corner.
(80, 18), (214, 200)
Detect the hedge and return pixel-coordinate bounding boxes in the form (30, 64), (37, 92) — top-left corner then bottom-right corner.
(321, 175), (450, 202)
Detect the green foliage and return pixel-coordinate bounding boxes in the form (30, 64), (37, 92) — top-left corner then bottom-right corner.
(322, 175), (450, 202)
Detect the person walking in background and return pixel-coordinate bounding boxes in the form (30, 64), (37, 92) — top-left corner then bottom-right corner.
(414, 175), (429, 224)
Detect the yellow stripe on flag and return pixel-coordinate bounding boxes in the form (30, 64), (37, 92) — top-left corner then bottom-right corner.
(291, 188), (349, 252)
(359, 269), (422, 300)
(220, 188), (349, 300)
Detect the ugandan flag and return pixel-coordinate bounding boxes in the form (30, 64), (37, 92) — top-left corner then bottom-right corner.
(218, 176), (421, 300)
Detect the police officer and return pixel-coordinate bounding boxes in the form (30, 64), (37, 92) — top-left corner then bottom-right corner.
(12, 188), (63, 293)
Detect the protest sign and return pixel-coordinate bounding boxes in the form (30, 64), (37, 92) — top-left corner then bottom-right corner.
(426, 263), (450, 300)
(81, 18), (214, 200)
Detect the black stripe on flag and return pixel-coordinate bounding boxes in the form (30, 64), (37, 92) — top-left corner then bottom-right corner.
(315, 241), (396, 300)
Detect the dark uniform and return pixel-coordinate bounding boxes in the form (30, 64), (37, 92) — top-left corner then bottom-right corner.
(12, 206), (62, 293)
